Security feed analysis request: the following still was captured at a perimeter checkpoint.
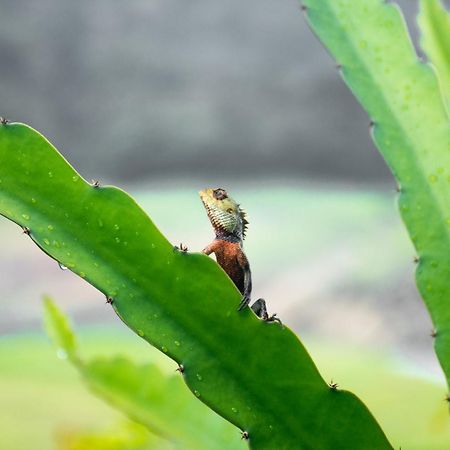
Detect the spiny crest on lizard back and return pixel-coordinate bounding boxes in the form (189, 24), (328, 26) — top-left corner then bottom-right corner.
(199, 188), (248, 239)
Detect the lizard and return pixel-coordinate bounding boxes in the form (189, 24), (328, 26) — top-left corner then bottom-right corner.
(198, 187), (279, 322)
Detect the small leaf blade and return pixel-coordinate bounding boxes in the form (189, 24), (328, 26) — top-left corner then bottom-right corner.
(43, 296), (78, 362)
(419, 0), (450, 108)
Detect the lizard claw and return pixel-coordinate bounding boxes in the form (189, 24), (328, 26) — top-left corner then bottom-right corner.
(264, 313), (283, 326)
(174, 243), (188, 252)
(238, 295), (251, 311)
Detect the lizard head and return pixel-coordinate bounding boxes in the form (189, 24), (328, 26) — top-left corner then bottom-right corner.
(199, 188), (248, 240)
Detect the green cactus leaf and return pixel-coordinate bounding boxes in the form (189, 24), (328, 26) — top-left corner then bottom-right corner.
(303, 0), (450, 391)
(0, 122), (392, 449)
(419, 0), (450, 109)
(43, 299), (245, 450)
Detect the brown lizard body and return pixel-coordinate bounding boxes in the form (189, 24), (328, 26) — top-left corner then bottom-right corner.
(199, 187), (279, 322)
(202, 238), (248, 295)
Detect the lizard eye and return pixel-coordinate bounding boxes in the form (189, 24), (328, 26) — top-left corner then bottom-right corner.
(213, 188), (228, 200)
(226, 208), (233, 213)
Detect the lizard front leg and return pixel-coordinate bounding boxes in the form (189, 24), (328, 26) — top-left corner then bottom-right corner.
(202, 241), (219, 256)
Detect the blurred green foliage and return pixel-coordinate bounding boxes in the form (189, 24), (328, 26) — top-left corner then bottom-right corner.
(57, 422), (168, 450)
(44, 299), (244, 450)
(419, 0), (450, 108)
(1, 326), (449, 450)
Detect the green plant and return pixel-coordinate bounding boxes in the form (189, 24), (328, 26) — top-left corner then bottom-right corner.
(303, 0), (450, 395)
(44, 298), (245, 450)
(0, 122), (392, 449)
(419, 0), (450, 109)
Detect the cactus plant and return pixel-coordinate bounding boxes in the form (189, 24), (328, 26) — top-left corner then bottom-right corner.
(0, 122), (392, 448)
(44, 298), (245, 450)
(303, 0), (450, 394)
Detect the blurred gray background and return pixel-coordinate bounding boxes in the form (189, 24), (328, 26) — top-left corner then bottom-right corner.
(1, 0), (432, 184)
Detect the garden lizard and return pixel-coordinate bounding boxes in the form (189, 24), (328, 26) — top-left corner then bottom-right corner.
(199, 188), (279, 322)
